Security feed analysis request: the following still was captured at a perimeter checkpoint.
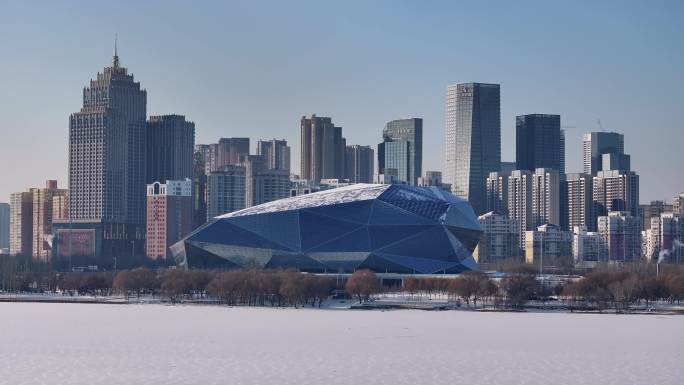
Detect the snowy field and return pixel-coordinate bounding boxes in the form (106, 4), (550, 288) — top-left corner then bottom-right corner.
(0, 303), (681, 385)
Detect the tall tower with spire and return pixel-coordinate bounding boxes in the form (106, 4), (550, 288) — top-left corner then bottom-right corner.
(68, 44), (147, 226)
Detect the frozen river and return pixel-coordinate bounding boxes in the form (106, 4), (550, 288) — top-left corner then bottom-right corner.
(0, 303), (681, 385)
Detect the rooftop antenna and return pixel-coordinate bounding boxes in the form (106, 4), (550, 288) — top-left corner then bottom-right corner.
(113, 33), (120, 68)
(597, 119), (604, 132)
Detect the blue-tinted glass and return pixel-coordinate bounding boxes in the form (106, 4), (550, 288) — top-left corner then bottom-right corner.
(308, 227), (370, 252)
(375, 226), (456, 260)
(369, 200), (435, 225)
(303, 200), (373, 224)
(228, 211), (301, 251)
(374, 253), (463, 274)
(442, 203), (480, 230)
(446, 226), (482, 254)
(357, 253), (415, 274)
(368, 225), (433, 250)
(265, 253), (326, 272)
(310, 251), (369, 272)
(299, 211), (364, 251)
(189, 220), (288, 250)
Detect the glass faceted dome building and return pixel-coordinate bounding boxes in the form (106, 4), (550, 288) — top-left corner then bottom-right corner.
(172, 184), (482, 274)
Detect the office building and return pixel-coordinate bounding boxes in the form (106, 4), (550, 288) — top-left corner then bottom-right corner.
(344, 145), (374, 184)
(566, 173), (594, 231)
(378, 118), (422, 185)
(257, 139), (291, 172)
(582, 132), (625, 175)
(146, 179), (193, 260)
(9, 192), (33, 256)
(516, 114), (563, 173)
(300, 115), (346, 183)
(207, 165), (246, 219)
(145, 115), (195, 183)
(597, 211), (642, 262)
(417, 171), (452, 192)
(69, 47), (147, 226)
(500, 161), (516, 176)
(0, 203), (8, 250)
(243, 155), (291, 208)
(218, 137), (250, 168)
(195, 143), (218, 174)
(445, 83), (500, 215)
(524, 224), (572, 265)
(592, 170), (639, 228)
(474, 211), (520, 263)
(601, 153), (630, 173)
(572, 226), (601, 264)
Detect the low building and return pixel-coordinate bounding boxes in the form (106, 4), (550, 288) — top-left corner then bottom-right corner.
(597, 211), (641, 262)
(524, 224), (572, 265)
(474, 211), (519, 264)
(146, 179), (193, 260)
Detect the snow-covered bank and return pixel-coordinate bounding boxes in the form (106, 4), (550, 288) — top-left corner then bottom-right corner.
(0, 303), (681, 385)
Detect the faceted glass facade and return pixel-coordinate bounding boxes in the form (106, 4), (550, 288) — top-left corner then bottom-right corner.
(172, 184), (483, 274)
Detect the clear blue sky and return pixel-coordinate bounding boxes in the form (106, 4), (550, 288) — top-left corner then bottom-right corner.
(0, 0), (682, 203)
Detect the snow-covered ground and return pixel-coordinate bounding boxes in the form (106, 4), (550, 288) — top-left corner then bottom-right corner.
(0, 303), (681, 385)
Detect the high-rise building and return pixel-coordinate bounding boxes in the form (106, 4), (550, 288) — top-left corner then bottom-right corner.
(673, 192), (684, 215)
(500, 161), (516, 176)
(344, 145), (374, 183)
(417, 171), (451, 192)
(300, 115), (346, 183)
(592, 170), (639, 228)
(508, 170), (533, 240)
(597, 211), (642, 262)
(486, 170), (511, 215)
(207, 165), (246, 219)
(243, 155), (290, 208)
(516, 114), (563, 173)
(69, 48), (147, 226)
(582, 132), (625, 175)
(532, 168), (560, 228)
(601, 153), (631, 173)
(572, 226), (601, 264)
(445, 83), (500, 215)
(9, 192), (33, 256)
(217, 137), (250, 168)
(31, 180), (68, 261)
(474, 211), (520, 264)
(257, 139), (291, 172)
(378, 118), (422, 185)
(192, 150), (208, 229)
(655, 213), (684, 264)
(524, 224), (572, 265)
(146, 179), (193, 260)
(566, 173), (594, 231)
(639, 200), (673, 233)
(0, 203), (10, 250)
(145, 115), (195, 183)
(195, 144), (218, 174)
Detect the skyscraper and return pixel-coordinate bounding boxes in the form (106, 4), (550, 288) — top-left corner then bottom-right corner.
(566, 173), (594, 231)
(508, 170), (533, 247)
(582, 132), (625, 175)
(378, 118), (422, 185)
(217, 137), (250, 168)
(592, 170), (640, 228)
(445, 83), (501, 215)
(31, 180), (68, 261)
(146, 115), (195, 183)
(69, 48), (147, 226)
(300, 115), (346, 183)
(674, 192), (684, 215)
(257, 139), (291, 172)
(0, 203), (10, 251)
(345, 145), (374, 183)
(9, 192), (32, 256)
(243, 155), (290, 208)
(146, 179), (193, 260)
(486, 171), (510, 215)
(516, 114), (563, 173)
(207, 165), (246, 219)
(531, 168), (560, 228)
(192, 150), (208, 229)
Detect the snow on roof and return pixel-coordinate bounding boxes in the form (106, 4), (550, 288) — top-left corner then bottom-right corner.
(218, 183), (390, 218)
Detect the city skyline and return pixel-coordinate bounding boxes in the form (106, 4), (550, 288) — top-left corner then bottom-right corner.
(1, 1), (683, 203)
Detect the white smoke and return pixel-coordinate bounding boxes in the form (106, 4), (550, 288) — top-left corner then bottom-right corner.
(658, 238), (682, 264)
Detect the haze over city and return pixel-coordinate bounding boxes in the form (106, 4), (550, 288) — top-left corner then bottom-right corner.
(1, 0), (682, 203)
